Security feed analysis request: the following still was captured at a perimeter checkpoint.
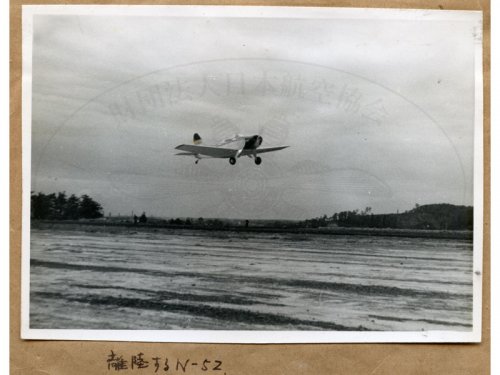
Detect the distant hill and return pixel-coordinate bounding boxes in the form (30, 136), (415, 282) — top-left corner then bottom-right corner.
(304, 204), (473, 231)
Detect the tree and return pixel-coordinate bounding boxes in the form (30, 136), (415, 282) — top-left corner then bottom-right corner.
(45, 193), (57, 219)
(54, 192), (67, 219)
(65, 194), (80, 220)
(31, 192), (50, 219)
(78, 194), (103, 219)
(31, 191), (105, 220)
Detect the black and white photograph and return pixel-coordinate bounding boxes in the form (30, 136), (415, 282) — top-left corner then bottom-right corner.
(22, 5), (483, 342)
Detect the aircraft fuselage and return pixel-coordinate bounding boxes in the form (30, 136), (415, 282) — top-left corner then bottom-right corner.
(243, 135), (263, 151)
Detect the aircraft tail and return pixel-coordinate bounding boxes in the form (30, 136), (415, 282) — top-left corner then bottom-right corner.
(193, 133), (202, 145)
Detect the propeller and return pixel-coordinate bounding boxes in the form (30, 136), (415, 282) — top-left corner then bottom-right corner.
(258, 125), (265, 138)
(226, 134), (244, 142)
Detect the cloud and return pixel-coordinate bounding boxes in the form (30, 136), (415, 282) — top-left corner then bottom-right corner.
(29, 11), (479, 219)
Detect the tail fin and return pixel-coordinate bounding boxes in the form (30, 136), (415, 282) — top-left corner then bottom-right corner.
(193, 133), (202, 145)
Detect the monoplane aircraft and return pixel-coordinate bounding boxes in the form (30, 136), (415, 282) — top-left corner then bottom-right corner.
(175, 133), (289, 165)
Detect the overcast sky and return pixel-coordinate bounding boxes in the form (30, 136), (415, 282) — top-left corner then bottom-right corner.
(28, 7), (482, 220)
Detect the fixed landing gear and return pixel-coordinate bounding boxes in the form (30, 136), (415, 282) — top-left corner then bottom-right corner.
(228, 156), (262, 165)
(195, 160), (199, 164)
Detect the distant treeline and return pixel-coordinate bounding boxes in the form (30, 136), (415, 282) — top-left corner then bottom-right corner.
(302, 204), (473, 230)
(156, 217), (230, 227)
(105, 215), (230, 228)
(31, 191), (103, 220)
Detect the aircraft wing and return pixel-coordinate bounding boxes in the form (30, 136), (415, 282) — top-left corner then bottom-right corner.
(244, 146), (289, 155)
(175, 144), (237, 158)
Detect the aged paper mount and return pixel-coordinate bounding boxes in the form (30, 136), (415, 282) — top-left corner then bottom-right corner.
(21, 5), (483, 343)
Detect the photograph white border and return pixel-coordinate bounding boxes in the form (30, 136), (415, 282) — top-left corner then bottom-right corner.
(20, 5), (484, 343)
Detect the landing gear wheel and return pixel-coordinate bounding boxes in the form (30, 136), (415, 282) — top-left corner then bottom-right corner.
(229, 157), (236, 165)
(195, 160), (199, 164)
(255, 156), (262, 165)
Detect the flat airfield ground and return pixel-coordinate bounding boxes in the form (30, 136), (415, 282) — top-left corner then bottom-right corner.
(29, 226), (473, 331)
